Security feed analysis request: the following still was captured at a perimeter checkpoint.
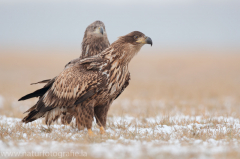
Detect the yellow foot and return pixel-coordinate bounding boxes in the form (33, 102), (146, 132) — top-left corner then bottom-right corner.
(100, 126), (105, 134)
(88, 129), (96, 137)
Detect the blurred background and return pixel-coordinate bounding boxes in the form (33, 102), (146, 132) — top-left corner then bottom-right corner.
(0, 0), (240, 49)
(0, 0), (240, 118)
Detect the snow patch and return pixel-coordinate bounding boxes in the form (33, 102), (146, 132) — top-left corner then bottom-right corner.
(0, 95), (4, 108)
(0, 115), (240, 158)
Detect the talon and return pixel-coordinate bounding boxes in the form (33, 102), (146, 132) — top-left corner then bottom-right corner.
(100, 126), (105, 134)
(88, 129), (96, 137)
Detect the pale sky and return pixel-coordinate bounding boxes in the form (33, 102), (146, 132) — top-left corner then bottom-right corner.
(0, 0), (239, 49)
(0, 0), (238, 5)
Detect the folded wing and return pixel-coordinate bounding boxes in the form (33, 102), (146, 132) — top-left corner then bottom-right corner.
(22, 64), (103, 125)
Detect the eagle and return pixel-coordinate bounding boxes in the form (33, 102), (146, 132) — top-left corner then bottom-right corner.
(19, 21), (130, 125)
(20, 31), (152, 136)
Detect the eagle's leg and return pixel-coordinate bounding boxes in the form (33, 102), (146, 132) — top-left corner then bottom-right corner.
(76, 103), (96, 136)
(61, 114), (72, 125)
(94, 104), (110, 134)
(88, 129), (96, 137)
(99, 126), (105, 134)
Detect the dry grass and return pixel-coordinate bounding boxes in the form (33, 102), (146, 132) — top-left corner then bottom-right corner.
(0, 48), (240, 158)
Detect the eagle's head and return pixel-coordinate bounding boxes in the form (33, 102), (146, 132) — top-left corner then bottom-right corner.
(104, 31), (152, 64)
(81, 20), (110, 59)
(120, 31), (152, 47)
(84, 20), (107, 38)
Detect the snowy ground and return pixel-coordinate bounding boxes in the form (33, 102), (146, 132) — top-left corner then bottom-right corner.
(1, 114), (240, 159)
(1, 49), (240, 159)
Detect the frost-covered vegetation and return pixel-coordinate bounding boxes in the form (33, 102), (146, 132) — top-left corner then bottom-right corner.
(1, 51), (240, 158)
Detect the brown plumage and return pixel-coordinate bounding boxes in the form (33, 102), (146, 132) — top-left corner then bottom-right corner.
(19, 20), (110, 100)
(19, 21), (130, 125)
(65, 20), (110, 68)
(21, 31), (152, 136)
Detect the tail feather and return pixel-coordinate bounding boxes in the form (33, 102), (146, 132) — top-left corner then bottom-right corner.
(22, 98), (54, 123)
(21, 77), (58, 124)
(19, 77), (55, 101)
(24, 104), (37, 114)
(22, 109), (44, 123)
(18, 87), (49, 101)
(31, 79), (51, 85)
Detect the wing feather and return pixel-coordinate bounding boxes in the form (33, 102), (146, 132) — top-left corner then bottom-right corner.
(22, 64), (104, 124)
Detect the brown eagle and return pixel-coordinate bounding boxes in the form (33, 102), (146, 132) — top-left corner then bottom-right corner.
(29, 20), (110, 86)
(19, 21), (130, 124)
(20, 31), (152, 136)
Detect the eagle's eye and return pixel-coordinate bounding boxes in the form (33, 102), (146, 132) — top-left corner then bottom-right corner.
(134, 35), (138, 40)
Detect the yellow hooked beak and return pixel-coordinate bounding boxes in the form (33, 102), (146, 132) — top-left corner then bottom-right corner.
(136, 36), (152, 46)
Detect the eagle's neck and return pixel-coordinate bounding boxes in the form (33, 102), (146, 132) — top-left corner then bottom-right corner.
(100, 43), (140, 95)
(80, 35), (109, 59)
(102, 42), (143, 67)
